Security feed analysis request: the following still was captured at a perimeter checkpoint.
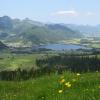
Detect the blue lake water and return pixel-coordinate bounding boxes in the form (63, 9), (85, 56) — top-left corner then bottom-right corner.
(39, 44), (88, 51)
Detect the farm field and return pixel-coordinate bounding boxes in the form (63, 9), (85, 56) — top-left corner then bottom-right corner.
(0, 52), (59, 71)
(0, 53), (45, 71)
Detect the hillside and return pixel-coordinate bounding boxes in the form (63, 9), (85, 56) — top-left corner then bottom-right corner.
(0, 16), (82, 46)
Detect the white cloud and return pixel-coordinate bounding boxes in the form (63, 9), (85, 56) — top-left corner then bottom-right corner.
(52, 10), (95, 17)
(52, 10), (78, 17)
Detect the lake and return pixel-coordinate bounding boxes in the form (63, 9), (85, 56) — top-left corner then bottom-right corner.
(39, 44), (89, 51)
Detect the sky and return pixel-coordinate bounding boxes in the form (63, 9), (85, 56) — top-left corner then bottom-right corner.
(0, 0), (100, 25)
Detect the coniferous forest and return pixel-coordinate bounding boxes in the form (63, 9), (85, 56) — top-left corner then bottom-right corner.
(0, 53), (100, 81)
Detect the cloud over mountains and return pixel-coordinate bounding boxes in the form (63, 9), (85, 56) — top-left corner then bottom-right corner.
(52, 10), (95, 17)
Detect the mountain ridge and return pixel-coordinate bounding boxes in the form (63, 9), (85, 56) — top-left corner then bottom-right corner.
(0, 16), (82, 46)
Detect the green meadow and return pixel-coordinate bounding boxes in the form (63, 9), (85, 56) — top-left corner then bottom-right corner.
(0, 72), (100, 100)
(0, 53), (45, 71)
(0, 53), (100, 100)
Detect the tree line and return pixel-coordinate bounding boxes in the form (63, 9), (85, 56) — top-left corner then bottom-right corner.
(0, 54), (100, 81)
(36, 54), (100, 73)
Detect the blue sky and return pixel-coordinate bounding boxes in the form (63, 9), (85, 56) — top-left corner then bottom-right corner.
(0, 0), (100, 25)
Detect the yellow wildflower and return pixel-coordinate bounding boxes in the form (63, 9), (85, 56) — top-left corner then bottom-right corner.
(65, 82), (72, 88)
(65, 82), (70, 85)
(58, 90), (63, 93)
(67, 84), (71, 88)
(60, 79), (65, 84)
(76, 73), (80, 76)
(98, 86), (100, 88)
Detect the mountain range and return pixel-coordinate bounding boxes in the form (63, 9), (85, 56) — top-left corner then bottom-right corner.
(0, 16), (100, 47)
(0, 16), (82, 46)
(66, 24), (100, 37)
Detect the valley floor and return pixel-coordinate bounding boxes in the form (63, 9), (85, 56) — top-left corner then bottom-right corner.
(0, 72), (100, 100)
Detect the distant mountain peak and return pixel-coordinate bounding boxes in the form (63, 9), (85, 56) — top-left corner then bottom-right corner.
(0, 15), (13, 30)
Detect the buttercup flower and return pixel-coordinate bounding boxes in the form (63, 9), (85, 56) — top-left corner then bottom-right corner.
(98, 85), (100, 88)
(58, 90), (63, 93)
(65, 82), (72, 88)
(60, 79), (65, 84)
(76, 73), (80, 76)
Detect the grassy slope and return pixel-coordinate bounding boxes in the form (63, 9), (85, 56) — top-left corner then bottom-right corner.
(0, 53), (57, 71)
(0, 53), (42, 71)
(0, 72), (100, 100)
